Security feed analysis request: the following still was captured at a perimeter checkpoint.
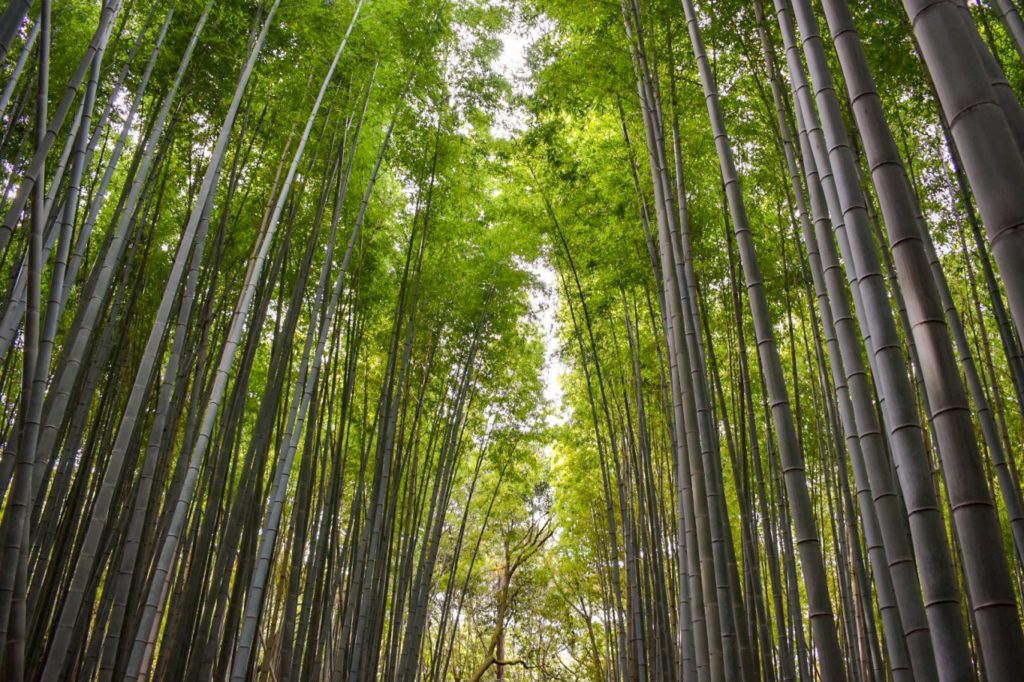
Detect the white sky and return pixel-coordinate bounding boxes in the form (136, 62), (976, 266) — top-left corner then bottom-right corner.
(490, 13), (541, 139)
(524, 258), (568, 427)
(491, 18), (569, 428)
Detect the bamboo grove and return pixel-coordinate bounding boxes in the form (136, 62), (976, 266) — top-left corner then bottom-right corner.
(1, 0), (1024, 680)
